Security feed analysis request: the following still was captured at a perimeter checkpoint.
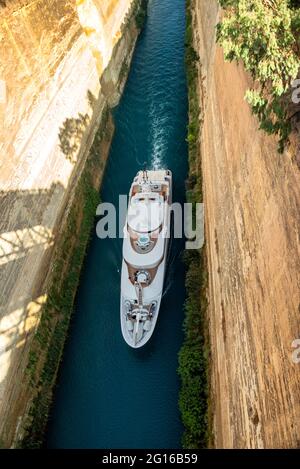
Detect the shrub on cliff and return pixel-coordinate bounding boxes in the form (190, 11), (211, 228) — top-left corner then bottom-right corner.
(217, 0), (300, 152)
(135, 0), (148, 30)
(178, 250), (208, 449)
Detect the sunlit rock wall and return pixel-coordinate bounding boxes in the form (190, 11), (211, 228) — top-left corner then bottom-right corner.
(193, 0), (300, 449)
(0, 0), (136, 446)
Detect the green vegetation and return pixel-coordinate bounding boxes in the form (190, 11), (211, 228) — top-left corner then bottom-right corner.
(135, 0), (148, 30)
(185, 0), (201, 175)
(178, 0), (209, 450)
(217, 0), (300, 152)
(178, 251), (209, 449)
(122, 0), (148, 33)
(119, 60), (130, 85)
(21, 109), (110, 448)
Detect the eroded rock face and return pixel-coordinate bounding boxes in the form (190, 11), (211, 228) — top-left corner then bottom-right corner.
(0, 0), (136, 446)
(194, 0), (300, 449)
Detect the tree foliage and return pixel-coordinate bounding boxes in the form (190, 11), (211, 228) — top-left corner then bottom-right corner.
(217, 0), (300, 151)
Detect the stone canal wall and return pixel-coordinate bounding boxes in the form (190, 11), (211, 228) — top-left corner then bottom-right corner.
(0, 0), (144, 447)
(192, 0), (300, 448)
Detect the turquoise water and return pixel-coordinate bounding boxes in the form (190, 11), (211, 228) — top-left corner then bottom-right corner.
(47, 0), (188, 449)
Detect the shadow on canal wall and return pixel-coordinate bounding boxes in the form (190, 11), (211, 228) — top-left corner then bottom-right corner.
(17, 0), (148, 450)
(0, 0), (147, 448)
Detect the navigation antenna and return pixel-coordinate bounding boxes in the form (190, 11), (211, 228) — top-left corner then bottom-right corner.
(142, 165), (148, 183)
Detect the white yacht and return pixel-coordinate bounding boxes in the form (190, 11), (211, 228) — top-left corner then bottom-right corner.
(120, 169), (172, 348)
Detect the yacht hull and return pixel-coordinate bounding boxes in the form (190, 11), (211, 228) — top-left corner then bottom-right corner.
(120, 170), (172, 348)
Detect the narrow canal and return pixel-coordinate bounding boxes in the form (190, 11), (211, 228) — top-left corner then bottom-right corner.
(47, 0), (188, 449)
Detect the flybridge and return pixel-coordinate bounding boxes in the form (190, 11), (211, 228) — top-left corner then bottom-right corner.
(128, 191), (164, 233)
(95, 191), (204, 250)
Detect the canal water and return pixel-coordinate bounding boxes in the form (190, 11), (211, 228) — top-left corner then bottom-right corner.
(47, 0), (188, 449)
